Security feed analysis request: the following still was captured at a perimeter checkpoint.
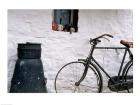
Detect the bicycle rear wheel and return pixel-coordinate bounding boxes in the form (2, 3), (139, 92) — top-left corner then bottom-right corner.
(55, 61), (103, 93)
(124, 61), (133, 92)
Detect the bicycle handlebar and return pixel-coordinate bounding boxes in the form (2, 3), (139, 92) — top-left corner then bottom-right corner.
(90, 34), (113, 44)
(95, 34), (113, 39)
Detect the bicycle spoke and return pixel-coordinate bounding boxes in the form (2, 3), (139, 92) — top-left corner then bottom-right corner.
(55, 61), (102, 93)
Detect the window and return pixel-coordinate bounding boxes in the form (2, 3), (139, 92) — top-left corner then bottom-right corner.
(52, 9), (78, 33)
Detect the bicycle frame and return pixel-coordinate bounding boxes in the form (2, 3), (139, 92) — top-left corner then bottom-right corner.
(91, 47), (133, 83)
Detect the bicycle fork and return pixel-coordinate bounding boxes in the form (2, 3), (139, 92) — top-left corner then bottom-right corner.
(75, 43), (96, 86)
(75, 60), (89, 86)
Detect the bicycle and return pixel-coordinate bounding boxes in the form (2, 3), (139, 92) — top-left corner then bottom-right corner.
(55, 34), (133, 93)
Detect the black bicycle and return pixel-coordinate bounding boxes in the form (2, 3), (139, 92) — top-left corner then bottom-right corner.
(55, 34), (133, 93)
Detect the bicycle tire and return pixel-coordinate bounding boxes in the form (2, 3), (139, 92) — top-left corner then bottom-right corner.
(122, 60), (133, 92)
(54, 61), (103, 93)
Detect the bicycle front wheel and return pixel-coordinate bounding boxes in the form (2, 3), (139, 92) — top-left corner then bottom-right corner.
(55, 61), (102, 93)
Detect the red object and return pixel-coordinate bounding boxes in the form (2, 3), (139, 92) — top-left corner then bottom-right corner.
(52, 21), (58, 31)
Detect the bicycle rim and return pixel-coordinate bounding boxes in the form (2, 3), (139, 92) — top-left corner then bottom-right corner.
(55, 61), (102, 93)
(125, 62), (133, 92)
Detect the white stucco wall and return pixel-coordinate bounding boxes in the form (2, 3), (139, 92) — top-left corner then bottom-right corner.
(8, 9), (133, 92)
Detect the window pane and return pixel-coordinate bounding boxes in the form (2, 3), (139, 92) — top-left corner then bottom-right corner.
(54, 10), (71, 26)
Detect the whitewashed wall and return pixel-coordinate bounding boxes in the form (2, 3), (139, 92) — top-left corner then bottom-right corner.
(8, 9), (133, 92)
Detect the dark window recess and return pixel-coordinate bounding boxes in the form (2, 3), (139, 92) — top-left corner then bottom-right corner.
(52, 9), (78, 33)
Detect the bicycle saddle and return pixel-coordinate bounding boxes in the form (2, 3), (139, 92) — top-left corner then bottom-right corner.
(120, 40), (133, 48)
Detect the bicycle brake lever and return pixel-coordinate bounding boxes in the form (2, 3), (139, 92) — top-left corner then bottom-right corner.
(102, 36), (110, 41)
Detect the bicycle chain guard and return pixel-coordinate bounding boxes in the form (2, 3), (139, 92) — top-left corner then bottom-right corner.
(108, 76), (133, 92)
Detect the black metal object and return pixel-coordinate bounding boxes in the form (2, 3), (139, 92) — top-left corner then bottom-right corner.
(10, 43), (47, 93)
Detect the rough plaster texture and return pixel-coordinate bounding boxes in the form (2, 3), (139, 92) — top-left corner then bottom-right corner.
(8, 9), (133, 92)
